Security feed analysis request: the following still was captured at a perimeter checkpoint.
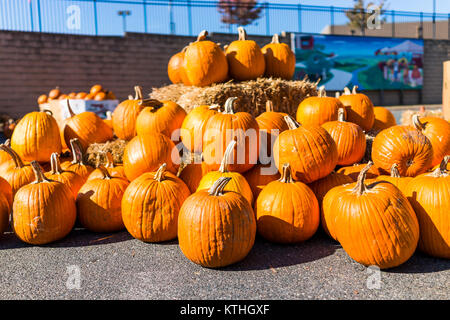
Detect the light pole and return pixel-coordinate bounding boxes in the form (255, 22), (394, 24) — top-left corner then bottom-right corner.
(117, 10), (131, 33)
(432, 0), (436, 39)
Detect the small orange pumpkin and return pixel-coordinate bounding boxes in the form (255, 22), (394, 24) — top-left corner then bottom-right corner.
(45, 153), (84, 199)
(60, 138), (95, 182)
(338, 86), (375, 131)
(261, 33), (296, 80)
(0, 144), (35, 196)
(243, 162), (281, 200)
(87, 152), (127, 181)
(177, 152), (208, 193)
(372, 106), (397, 132)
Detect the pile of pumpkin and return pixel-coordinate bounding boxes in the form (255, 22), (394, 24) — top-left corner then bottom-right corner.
(37, 84), (117, 104)
(168, 28), (295, 86)
(0, 83), (449, 271)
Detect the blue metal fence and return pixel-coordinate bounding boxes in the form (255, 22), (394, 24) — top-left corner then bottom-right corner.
(0, 0), (448, 39)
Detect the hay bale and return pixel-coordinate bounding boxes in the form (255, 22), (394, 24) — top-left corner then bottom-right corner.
(85, 139), (127, 167)
(150, 77), (318, 117)
(400, 107), (443, 126)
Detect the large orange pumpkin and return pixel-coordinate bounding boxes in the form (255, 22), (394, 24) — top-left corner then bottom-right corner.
(112, 86), (146, 141)
(122, 133), (179, 181)
(371, 120), (433, 177)
(168, 48), (191, 85)
(243, 162), (280, 200)
(135, 99), (187, 139)
(0, 144), (34, 196)
(412, 115), (450, 167)
(296, 86), (344, 127)
(178, 177), (256, 268)
(405, 156), (450, 258)
(10, 110), (62, 163)
(338, 86), (375, 131)
(372, 106), (397, 132)
(180, 104), (219, 153)
(13, 161), (76, 245)
(261, 34), (295, 80)
(197, 140), (253, 205)
(122, 163), (191, 242)
(183, 30), (228, 87)
(273, 116), (338, 183)
(308, 171), (353, 208)
(322, 162), (419, 269)
(60, 100), (113, 151)
(203, 97), (259, 173)
(256, 163), (319, 243)
(225, 27), (265, 81)
(77, 166), (129, 233)
(321, 108), (366, 166)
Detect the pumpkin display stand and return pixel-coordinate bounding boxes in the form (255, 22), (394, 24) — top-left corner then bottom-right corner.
(150, 77), (319, 117)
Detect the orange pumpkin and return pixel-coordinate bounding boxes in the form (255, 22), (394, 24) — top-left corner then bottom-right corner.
(180, 104), (219, 153)
(322, 162), (419, 269)
(75, 92), (88, 99)
(48, 87), (61, 100)
(10, 110), (62, 163)
(13, 161), (76, 245)
(322, 108), (366, 166)
(375, 163), (413, 196)
(296, 86), (344, 127)
(273, 116), (338, 184)
(338, 86), (375, 131)
(90, 84), (103, 95)
(412, 115), (450, 167)
(88, 152), (126, 181)
(112, 86), (146, 141)
(45, 153), (84, 199)
(225, 27), (265, 81)
(183, 30), (228, 87)
(94, 91), (107, 101)
(60, 100), (113, 151)
(256, 163), (319, 243)
(37, 94), (48, 104)
(372, 119), (433, 177)
(202, 97), (259, 173)
(122, 163), (191, 242)
(68, 92), (77, 99)
(0, 139), (12, 164)
(308, 171), (353, 207)
(60, 138), (95, 182)
(77, 166), (129, 233)
(405, 156), (450, 258)
(0, 193), (10, 235)
(123, 133), (179, 181)
(177, 152), (208, 194)
(337, 163), (382, 181)
(261, 33), (296, 80)
(256, 101), (289, 159)
(178, 177), (256, 268)
(0, 144), (35, 196)
(243, 162), (281, 200)
(168, 48), (191, 85)
(197, 140), (253, 205)
(135, 100), (187, 139)
(372, 106), (397, 132)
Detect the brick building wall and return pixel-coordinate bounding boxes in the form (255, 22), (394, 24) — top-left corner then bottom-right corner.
(0, 30), (447, 118)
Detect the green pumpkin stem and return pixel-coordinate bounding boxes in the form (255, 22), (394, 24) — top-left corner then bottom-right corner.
(284, 115), (300, 130)
(390, 163), (401, 178)
(352, 161), (373, 196)
(50, 152), (64, 175)
(31, 161), (50, 183)
(208, 177), (232, 196)
(219, 140), (237, 173)
(224, 97), (238, 114)
(154, 163), (167, 182)
(279, 163), (294, 183)
(0, 144), (25, 168)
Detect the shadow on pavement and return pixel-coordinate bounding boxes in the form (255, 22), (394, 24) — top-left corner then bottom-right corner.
(224, 231), (340, 271)
(384, 250), (450, 274)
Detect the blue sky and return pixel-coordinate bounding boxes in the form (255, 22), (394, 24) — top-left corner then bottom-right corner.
(0, 0), (448, 36)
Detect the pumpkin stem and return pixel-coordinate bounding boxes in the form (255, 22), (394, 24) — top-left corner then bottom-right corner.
(139, 98), (164, 109)
(271, 33), (280, 44)
(209, 104), (221, 112)
(154, 163), (167, 182)
(284, 115), (300, 130)
(0, 144), (24, 168)
(219, 140), (237, 173)
(42, 109), (53, 117)
(134, 86), (143, 100)
(335, 92), (340, 98)
(390, 163), (401, 178)
(432, 155), (449, 177)
(265, 100), (274, 113)
(31, 161), (50, 184)
(66, 99), (75, 117)
(223, 97), (238, 114)
(318, 85), (326, 97)
(197, 30), (208, 42)
(352, 161), (373, 196)
(352, 85), (358, 94)
(97, 165), (112, 180)
(104, 152), (115, 168)
(337, 108), (346, 122)
(128, 95), (134, 100)
(279, 163), (294, 183)
(50, 152), (64, 174)
(343, 87), (351, 95)
(69, 138), (85, 165)
(237, 27), (247, 41)
(105, 111), (112, 120)
(208, 177), (232, 196)
(412, 114), (425, 131)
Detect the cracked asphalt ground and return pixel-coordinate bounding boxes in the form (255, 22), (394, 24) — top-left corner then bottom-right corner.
(0, 227), (448, 300)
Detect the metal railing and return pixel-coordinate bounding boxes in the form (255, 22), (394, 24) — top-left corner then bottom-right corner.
(0, 0), (448, 39)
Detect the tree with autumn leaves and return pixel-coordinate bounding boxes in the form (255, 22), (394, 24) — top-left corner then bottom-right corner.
(218, 0), (263, 28)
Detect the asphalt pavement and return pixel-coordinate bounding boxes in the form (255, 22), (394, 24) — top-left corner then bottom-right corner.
(0, 228), (448, 300)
